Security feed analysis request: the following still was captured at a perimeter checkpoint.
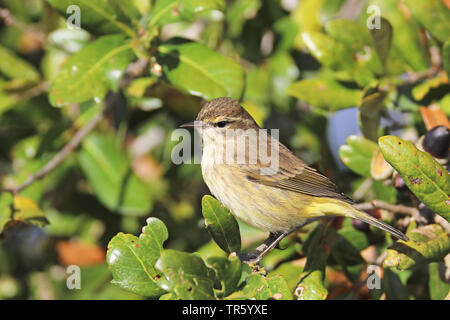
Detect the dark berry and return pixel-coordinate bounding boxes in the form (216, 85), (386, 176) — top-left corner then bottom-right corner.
(418, 203), (434, 223)
(422, 125), (450, 159)
(352, 219), (370, 232)
(393, 174), (407, 190)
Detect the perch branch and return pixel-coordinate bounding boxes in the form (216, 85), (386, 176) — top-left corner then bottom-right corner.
(354, 200), (425, 223)
(1, 104), (108, 195)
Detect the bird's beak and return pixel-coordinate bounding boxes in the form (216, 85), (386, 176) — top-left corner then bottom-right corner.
(179, 121), (195, 128)
(179, 121), (197, 128)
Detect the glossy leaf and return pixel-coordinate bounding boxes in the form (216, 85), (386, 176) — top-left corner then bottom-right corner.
(379, 135), (450, 220)
(149, 0), (225, 27)
(412, 72), (449, 101)
(286, 79), (361, 110)
(325, 19), (372, 53)
(369, 17), (393, 68)
(242, 274), (293, 300)
(402, 0), (450, 43)
(49, 34), (135, 107)
(291, 0), (325, 49)
(107, 217), (168, 297)
(206, 254), (242, 297)
(0, 195), (48, 234)
(358, 87), (387, 141)
(202, 195), (241, 254)
(368, 0), (430, 72)
(339, 135), (378, 177)
(156, 39), (245, 100)
(383, 224), (450, 270)
(78, 133), (153, 216)
(301, 32), (355, 70)
(268, 260), (305, 292)
(0, 45), (40, 85)
(428, 262), (450, 300)
(47, 0), (136, 36)
(295, 225), (335, 300)
(155, 249), (216, 299)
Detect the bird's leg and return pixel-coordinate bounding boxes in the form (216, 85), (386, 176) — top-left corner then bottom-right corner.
(239, 231), (288, 265)
(239, 216), (336, 265)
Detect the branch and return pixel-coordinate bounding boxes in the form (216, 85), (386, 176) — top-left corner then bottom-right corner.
(354, 200), (425, 222)
(1, 104), (108, 195)
(0, 8), (46, 42)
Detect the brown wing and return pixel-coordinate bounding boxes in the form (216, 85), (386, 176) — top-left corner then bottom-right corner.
(241, 142), (353, 204)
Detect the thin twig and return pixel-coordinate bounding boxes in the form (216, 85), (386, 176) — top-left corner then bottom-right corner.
(354, 200), (425, 223)
(354, 200), (420, 216)
(434, 214), (450, 234)
(0, 8), (46, 42)
(1, 105), (108, 195)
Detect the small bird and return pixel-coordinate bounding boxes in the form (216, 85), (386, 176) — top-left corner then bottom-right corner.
(181, 97), (408, 263)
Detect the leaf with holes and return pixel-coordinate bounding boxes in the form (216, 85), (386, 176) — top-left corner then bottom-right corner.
(107, 217), (168, 297)
(241, 274), (293, 300)
(206, 254), (242, 297)
(202, 195), (241, 254)
(383, 224), (450, 270)
(155, 249), (216, 299)
(379, 135), (450, 220)
(156, 39), (245, 100)
(49, 34), (135, 107)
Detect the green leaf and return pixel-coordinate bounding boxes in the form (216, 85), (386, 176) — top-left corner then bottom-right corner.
(402, 0), (450, 43)
(155, 249), (216, 299)
(301, 32), (355, 70)
(429, 262), (450, 300)
(178, 0), (225, 20)
(378, 135), (450, 220)
(383, 224), (450, 270)
(339, 135), (378, 177)
(368, 0), (430, 72)
(156, 39), (245, 100)
(206, 254), (242, 297)
(226, 0), (261, 38)
(268, 52), (300, 110)
(242, 274), (293, 300)
(0, 195), (49, 234)
(325, 19), (372, 53)
(412, 72), (449, 101)
(0, 45), (40, 86)
(47, 0), (136, 36)
(286, 78), (361, 110)
(294, 224), (335, 300)
(108, 0), (141, 27)
(358, 86), (387, 141)
(107, 217), (168, 297)
(202, 195), (241, 253)
(149, 0), (225, 27)
(268, 260), (304, 292)
(78, 133), (153, 216)
(369, 17), (393, 68)
(49, 34), (135, 107)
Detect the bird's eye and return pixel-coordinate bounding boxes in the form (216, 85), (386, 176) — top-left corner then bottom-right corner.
(216, 121), (227, 128)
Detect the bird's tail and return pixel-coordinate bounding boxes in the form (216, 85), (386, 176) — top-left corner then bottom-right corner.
(305, 198), (409, 241)
(350, 208), (409, 241)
